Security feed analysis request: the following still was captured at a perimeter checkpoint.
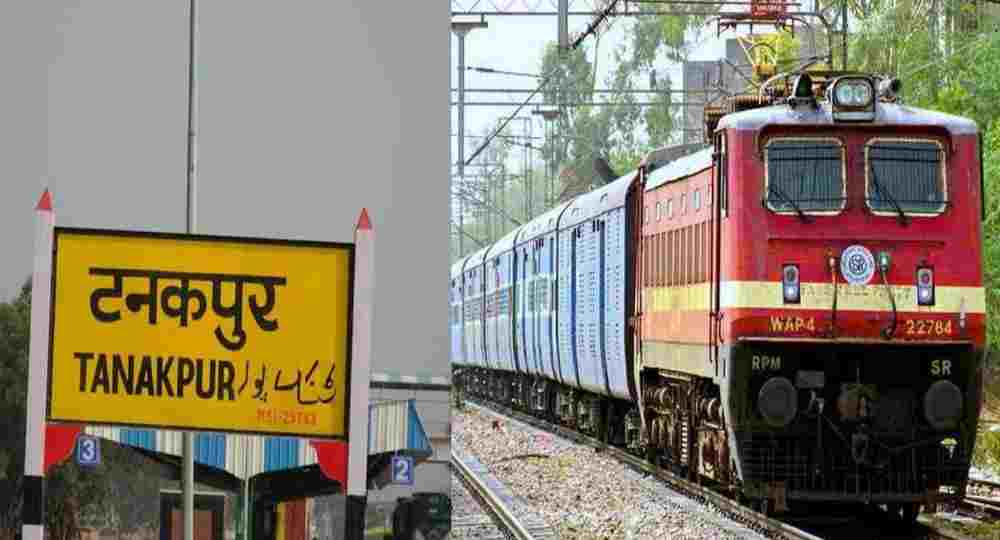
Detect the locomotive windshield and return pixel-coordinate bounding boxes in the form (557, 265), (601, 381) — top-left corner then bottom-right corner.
(866, 139), (946, 215)
(764, 138), (845, 214)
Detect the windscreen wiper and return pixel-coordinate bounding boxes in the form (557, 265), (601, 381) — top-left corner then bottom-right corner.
(767, 184), (811, 223)
(869, 165), (909, 226)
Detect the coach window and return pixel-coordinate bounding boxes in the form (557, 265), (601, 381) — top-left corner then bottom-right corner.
(667, 198), (673, 218)
(681, 194), (687, 215)
(764, 137), (846, 215)
(694, 189), (702, 211)
(645, 206), (649, 223)
(656, 201), (662, 221)
(865, 138), (947, 216)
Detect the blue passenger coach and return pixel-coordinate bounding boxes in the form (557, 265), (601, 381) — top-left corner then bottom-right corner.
(555, 174), (635, 402)
(512, 201), (572, 391)
(484, 227), (521, 375)
(451, 170), (640, 430)
(460, 247), (489, 370)
(450, 260), (465, 367)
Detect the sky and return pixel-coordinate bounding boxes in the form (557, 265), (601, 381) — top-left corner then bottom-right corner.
(0, 1), (454, 380)
(447, 0), (833, 179)
(449, 10), (732, 178)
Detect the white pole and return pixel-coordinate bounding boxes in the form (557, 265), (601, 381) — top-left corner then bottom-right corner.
(22, 189), (54, 540)
(183, 0), (199, 536)
(345, 209), (374, 540)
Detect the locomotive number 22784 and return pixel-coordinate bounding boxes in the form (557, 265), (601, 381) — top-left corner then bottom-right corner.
(904, 319), (953, 337)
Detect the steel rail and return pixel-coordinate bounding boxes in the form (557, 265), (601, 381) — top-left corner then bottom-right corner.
(960, 479), (1000, 520)
(464, 397), (823, 540)
(450, 450), (537, 540)
(968, 477), (1000, 491)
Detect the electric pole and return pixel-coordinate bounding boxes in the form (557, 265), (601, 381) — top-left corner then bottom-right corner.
(452, 19), (488, 258)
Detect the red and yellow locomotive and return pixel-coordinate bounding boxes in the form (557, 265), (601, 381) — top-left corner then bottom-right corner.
(451, 70), (985, 521)
(637, 71), (984, 518)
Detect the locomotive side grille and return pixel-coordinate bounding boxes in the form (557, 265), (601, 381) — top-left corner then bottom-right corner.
(737, 429), (969, 498)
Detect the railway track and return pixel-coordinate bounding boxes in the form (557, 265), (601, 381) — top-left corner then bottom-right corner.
(451, 448), (556, 540)
(461, 397), (822, 540)
(933, 478), (1000, 524)
(958, 479), (1000, 521)
(461, 397), (987, 540)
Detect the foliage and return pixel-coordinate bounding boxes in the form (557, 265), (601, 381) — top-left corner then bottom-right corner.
(983, 121), (1000, 355)
(535, 10), (715, 204)
(608, 147), (647, 177)
(974, 117), (1000, 470)
(0, 280), (159, 540)
(0, 280), (32, 538)
(848, 0), (993, 117)
(744, 31), (796, 66)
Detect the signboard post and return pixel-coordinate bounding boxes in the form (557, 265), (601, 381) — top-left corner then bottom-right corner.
(345, 209), (374, 540)
(24, 190), (364, 534)
(21, 190), (54, 540)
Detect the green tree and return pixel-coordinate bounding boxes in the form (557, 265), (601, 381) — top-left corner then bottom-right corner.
(538, 42), (600, 194)
(536, 9), (717, 200)
(972, 120), (1000, 470)
(0, 280), (159, 540)
(0, 280), (31, 538)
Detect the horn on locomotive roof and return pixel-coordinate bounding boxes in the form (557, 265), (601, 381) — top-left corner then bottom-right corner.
(878, 77), (902, 102)
(787, 72), (818, 109)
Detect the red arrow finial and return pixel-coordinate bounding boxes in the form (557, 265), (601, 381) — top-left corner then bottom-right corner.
(36, 189), (53, 211)
(356, 208), (372, 231)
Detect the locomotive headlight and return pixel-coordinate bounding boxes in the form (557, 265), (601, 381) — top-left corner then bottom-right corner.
(916, 267), (935, 306)
(831, 77), (876, 121)
(782, 264), (800, 304)
(759, 376), (798, 428)
(834, 79), (873, 107)
(924, 379), (963, 430)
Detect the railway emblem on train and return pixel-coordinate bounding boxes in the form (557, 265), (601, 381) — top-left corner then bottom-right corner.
(840, 245), (875, 285)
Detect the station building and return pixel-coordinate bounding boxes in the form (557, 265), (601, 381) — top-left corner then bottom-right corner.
(50, 368), (449, 540)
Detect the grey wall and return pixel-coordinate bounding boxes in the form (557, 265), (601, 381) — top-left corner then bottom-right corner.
(0, 1), (450, 379)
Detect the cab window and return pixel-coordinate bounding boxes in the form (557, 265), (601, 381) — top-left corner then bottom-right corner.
(764, 137), (846, 214)
(865, 138), (946, 215)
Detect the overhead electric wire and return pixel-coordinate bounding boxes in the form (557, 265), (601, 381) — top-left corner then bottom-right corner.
(464, 0), (625, 167)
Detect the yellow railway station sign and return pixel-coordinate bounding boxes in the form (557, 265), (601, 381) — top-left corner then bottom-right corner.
(47, 227), (354, 439)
